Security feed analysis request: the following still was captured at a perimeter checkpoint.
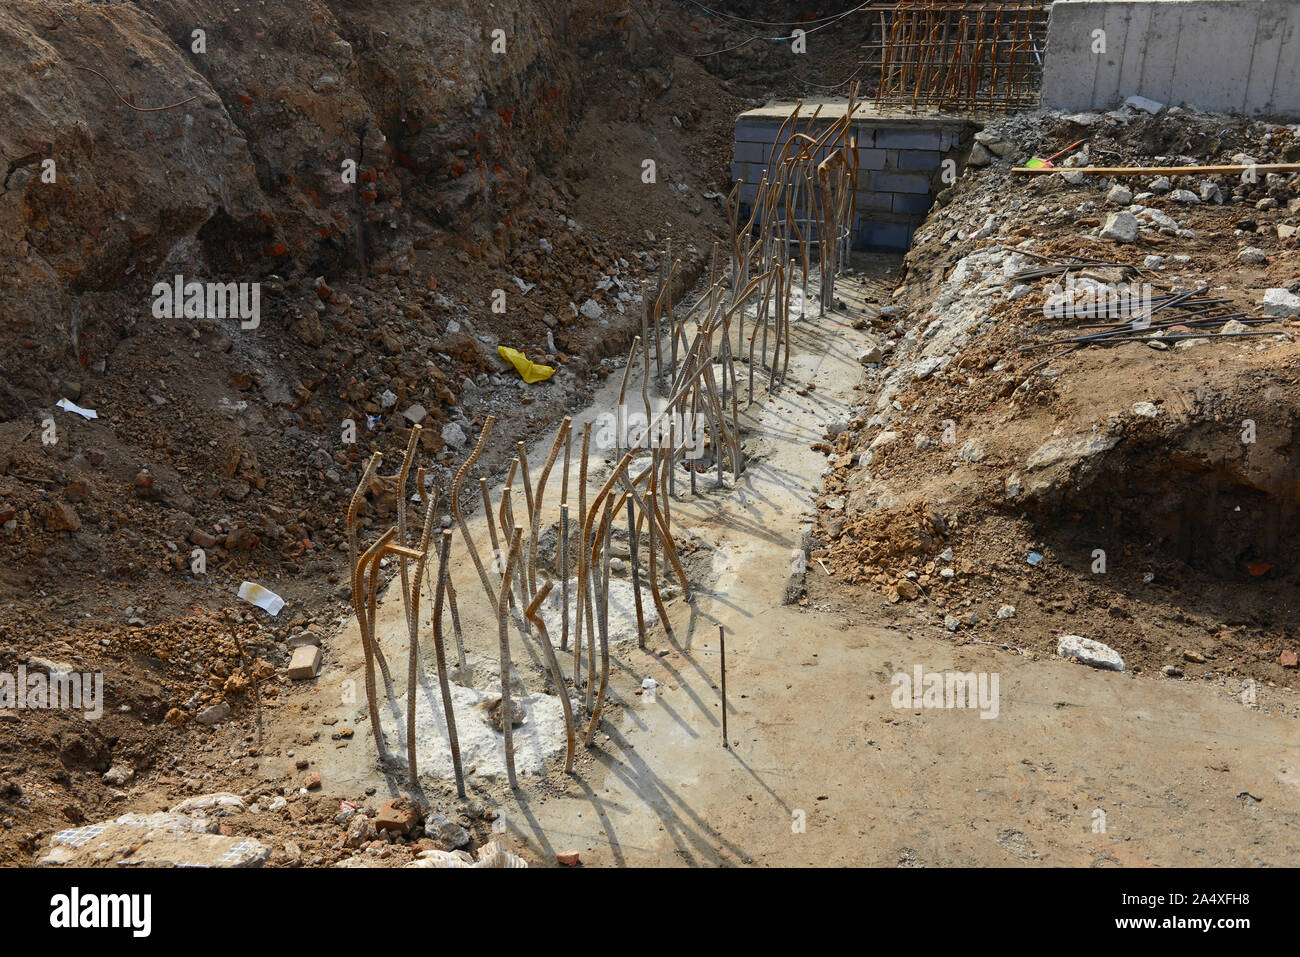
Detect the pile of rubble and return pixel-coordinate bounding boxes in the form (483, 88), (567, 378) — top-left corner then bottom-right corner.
(814, 105), (1300, 686)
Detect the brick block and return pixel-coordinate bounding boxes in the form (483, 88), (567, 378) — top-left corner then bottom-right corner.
(855, 191), (893, 212)
(858, 222), (913, 251)
(735, 120), (783, 141)
(875, 127), (943, 150)
(288, 644), (322, 680)
(893, 192), (935, 215)
(850, 126), (878, 148)
(376, 799), (421, 835)
(874, 172), (931, 194)
(898, 149), (941, 171)
(731, 162), (770, 185)
(855, 148), (886, 170)
(733, 141), (768, 164)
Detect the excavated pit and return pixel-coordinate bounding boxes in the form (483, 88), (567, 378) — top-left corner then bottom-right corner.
(1027, 423), (1300, 582)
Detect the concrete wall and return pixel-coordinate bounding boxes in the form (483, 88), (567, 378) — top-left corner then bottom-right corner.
(732, 107), (972, 252)
(1041, 0), (1300, 116)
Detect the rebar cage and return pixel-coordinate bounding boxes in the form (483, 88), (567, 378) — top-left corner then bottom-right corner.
(866, 1), (1049, 113)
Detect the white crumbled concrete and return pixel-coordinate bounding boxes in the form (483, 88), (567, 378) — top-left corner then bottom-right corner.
(1262, 288), (1300, 317)
(1057, 635), (1126, 672)
(535, 575), (647, 647)
(379, 679), (569, 782)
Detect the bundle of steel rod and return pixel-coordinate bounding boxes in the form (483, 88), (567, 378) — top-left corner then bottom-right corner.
(871, 1), (1048, 113)
(1020, 284), (1282, 351)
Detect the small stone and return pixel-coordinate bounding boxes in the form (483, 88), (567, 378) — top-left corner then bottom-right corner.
(41, 502), (81, 533)
(997, 604), (1016, 619)
(441, 422), (467, 449)
(345, 814), (376, 848)
(914, 356), (944, 379)
(1277, 650), (1297, 669)
(895, 580), (921, 601)
(1183, 649), (1206, 664)
(1219, 319), (1251, 335)
(1105, 185), (1132, 205)
(288, 631), (321, 649)
(1100, 211), (1138, 243)
(1057, 635), (1125, 672)
(288, 645), (322, 680)
(944, 615), (961, 632)
(102, 763), (134, 787)
(966, 143), (992, 167)
(1261, 288), (1300, 317)
(1124, 94), (1164, 114)
(1149, 176), (1171, 194)
(427, 813), (470, 849)
(225, 527), (258, 550)
(1168, 189), (1199, 204)
(1143, 255), (1164, 269)
(1237, 246), (1267, 264)
(196, 701), (232, 726)
(1161, 665), (1184, 678)
(1131, 401), (1158, 418)
(1060, 170), (1085, 186)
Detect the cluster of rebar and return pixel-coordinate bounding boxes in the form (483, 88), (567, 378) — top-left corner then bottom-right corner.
(870, 1), (1047, 113)
(344, 99), (861, 791)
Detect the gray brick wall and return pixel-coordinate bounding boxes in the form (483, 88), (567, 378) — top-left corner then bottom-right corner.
(732, 113), (969, 252)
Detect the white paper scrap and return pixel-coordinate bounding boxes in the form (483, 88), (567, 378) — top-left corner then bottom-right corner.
(56, 398), (98, 420)
(237, 581), (285, 616)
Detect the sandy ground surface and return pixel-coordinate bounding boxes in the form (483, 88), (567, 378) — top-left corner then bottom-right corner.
(274, 259), (1300, 866)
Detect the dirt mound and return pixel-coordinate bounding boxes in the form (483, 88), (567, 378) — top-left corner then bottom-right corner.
(818, 106), (1300, 685)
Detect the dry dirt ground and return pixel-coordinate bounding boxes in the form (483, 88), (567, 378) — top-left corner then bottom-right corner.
(263, 261), (1300, 868)
(4, 2), (1298, 868)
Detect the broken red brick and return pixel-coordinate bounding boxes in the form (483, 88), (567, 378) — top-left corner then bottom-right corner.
(1280, 650), (1298, 669)
(556, 850), (581, 866)
(376, 798), (421, 835)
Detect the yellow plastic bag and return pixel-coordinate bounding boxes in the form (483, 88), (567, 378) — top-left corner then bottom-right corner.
(498, 346), (555, 384)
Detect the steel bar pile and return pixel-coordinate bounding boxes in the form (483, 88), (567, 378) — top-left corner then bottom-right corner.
(1013, 258), (1288, 354)
(872, 1), (1048, 113)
